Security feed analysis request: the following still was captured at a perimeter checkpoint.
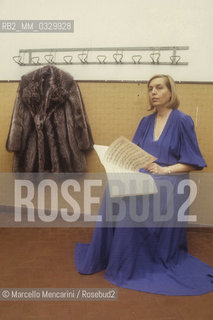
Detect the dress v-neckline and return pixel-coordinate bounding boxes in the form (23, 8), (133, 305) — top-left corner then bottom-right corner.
(152, 109), (174, 142)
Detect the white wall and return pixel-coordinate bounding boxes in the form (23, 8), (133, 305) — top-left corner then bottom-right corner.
(0, 0), (212, 81)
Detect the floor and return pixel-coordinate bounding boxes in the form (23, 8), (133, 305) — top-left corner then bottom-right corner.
(0, 227), (213, 320)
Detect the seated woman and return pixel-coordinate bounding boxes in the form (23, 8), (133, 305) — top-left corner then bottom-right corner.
(74, 74), (213, 296)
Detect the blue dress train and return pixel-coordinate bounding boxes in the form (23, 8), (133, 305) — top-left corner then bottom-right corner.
(75, 109), (213, 295)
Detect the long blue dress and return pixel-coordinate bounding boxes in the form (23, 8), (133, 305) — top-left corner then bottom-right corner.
(75, 109), (213, 295)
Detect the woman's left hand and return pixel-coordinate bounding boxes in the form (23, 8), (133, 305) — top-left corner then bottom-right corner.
(145, 163), (167, 175)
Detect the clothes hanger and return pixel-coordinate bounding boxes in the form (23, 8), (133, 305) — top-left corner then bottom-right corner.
(113, 51), (123, 64)
(31, 56), (41, 65)
(78, 52), (88, 64)
(44, 54), (55, 64)
(170, 55), (181, 64)
(63, 55), (73, 64)
(12, 55), (24, 65)
(150, 51), (160, 64)
(97, 55), (107, 64)
(132, 55), (142, 64)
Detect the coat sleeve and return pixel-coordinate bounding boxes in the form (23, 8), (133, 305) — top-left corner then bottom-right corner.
(6, 84), (24, 152)
(178, 114), (207, 169)
(67, 81), (94, 151)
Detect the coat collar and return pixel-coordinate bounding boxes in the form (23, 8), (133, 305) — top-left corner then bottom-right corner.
(20, 66), (72, 107)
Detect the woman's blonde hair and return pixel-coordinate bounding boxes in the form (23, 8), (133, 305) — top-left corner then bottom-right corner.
(147, 74), (180, 110)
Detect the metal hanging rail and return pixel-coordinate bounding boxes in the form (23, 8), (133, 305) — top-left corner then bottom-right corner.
(13, 46), (189, 66)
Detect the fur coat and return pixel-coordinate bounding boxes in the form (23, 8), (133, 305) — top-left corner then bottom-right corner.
(6, 66), (94, 172)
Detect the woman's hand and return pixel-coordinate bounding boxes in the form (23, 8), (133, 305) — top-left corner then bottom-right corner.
(145, 163), (168, 175)
(145, 163), (197, 175)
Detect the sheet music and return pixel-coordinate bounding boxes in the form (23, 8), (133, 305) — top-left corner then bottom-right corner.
(94, 137), (158, 197)
(102, 136), (157, 172)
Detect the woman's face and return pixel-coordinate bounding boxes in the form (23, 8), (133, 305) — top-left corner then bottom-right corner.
(148, 77), (171, 109)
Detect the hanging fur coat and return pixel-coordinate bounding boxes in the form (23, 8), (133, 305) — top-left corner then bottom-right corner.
(6, 66), (94, 172)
